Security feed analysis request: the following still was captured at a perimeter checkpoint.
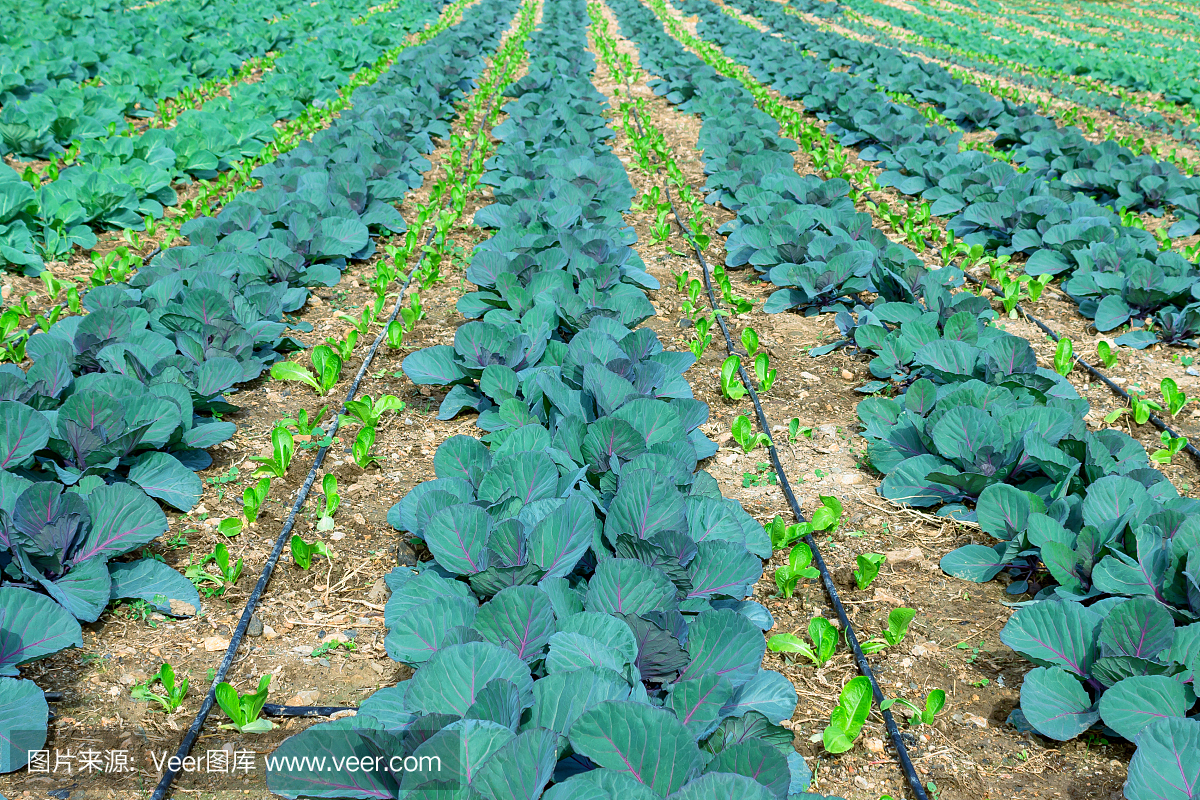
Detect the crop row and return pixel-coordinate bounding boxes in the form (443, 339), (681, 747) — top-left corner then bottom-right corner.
(262, 1), (828, 798)
(681, 0), (1200, 349)
(0, 0), (521, 773)
(838, 1), (1200, 153)
(932, 0), (1196, 63)
(838, 0), (1200, 108)
(0, 0), (372, 152)
(0, 0), (440, 275)
(610, 0), (1200, 793)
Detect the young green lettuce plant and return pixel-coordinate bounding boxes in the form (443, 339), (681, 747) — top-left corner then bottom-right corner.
(216, 675), (274, 733)
(1151, 430), (1189, 464)
(343, 395), (404, 428)
(788, 418), (814, 442)
(270, 345), (343, 395)
(764, 495), (842, 551)
(689, 315), (713, 360)
(282, 406), (327, 436)
(824, 676), (873, 753)
(326, 330), (358, 362)
(853, 552), (886, 589)
(721, 355), (747, 400)
(1161, 378), (1188, 417)
(250, 427), (295, 479)
(768, 615), (838, 667)
(731, 414), (771, 453)
(353, 427), (383, 469)
(881, 689), (945, 727)
(860, 607), (916, 654)
(243, 478), (271, 525)
(1096, 340), (1118, 368)
(316, 473), (340, 532)
(754, 353), (776, 393)
(132, 663), (188, 713)
(774, 541), (819, 598)
(386, 320), (405, 349)
(1053, 337), (1073, 378)
(291, 535), (332, 570)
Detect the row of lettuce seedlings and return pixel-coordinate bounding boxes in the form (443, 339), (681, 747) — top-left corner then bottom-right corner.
(0, 0), (525, 775)
(830, 0), (1200, 152)
(0, 0), (444, 275)
(590, 5), (915, 796)
(692, 0), (1200, 349)
(262, 1), (826, 798)
(139, 5), (542, 788)
(609, 0), (1200, 795)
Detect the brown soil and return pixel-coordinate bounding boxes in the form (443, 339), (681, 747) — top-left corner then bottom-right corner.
(1, 2), (1190, 800)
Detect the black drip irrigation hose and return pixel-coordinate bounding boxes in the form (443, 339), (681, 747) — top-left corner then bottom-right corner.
(667, 187), (931, 800)
(607, 61), (929, 798)
(42, 691), (355, 720)
(147, 246), (418, 800)
(147, 63), (499, 800)
(962, 271), (1200, 470)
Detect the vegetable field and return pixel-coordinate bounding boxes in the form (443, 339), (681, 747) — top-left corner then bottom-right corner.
(1, 0), (1198, 797)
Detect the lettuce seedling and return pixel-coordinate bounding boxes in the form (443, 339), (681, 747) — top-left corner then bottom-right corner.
(853, 552), (886, 589)
(317, 473), (340, 531)
(769, 615), (837, 666)
(216, 675), (274, 733)
(243, 478), (271, 525)
(250, 428), (294, 479)
(881, 689), (945, 727)
(1053, 337), (1073, 377)
(774, 542), (819, 598)
(353, 426), (383, 469)
(861, 607), (916, 654)
(291, 535), (332, 570)
(721, 355), (747, 400)
(132, 663), (188, 713)
(1161, 378), (1188, 417)
(731, 414), (771, 453)
(1097, 340), (1118, 368)
(823, 676), (872, 753)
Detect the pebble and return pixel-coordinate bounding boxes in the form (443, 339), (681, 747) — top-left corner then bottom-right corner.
(263, 625), (279, 640)
(294, 645), (314, 656)
(203, 636), (229, 652)
(865, 737), (885, 755)
(305, 599), (323, 609)
(838, 473), (862, 485)
(316, 658), (331, 667)
(1186, 367), (1200, 377)
(840, 369), (854, 381)
(799, 371), (819, 382)
(247, 614), (264, 638)
(884, 547), (924, 567)
(854, 776), (869, 790)
(329, 530), (345, 541)
(286, 690), (320, 706)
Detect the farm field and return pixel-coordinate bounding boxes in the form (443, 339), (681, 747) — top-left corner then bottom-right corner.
(0, 0), (1198, 798)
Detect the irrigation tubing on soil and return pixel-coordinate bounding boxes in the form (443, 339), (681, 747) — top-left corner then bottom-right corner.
(147, 250), (417, 800)
(667, 186), (932, 800)
(612, 63), (930, 800)
(147, 129), (481, 794)
(963, 272), (1200, 470)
